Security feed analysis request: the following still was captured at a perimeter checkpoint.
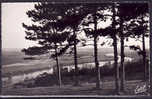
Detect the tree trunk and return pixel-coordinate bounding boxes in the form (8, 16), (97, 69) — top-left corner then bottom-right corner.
(142, 32), (147, 81)
(142, 29), (149, 95)
(112, 3), (120, 93)
(55, 44), (62, 87)
(141, 15), (147, 81)
(73, 29), (79, 86)
(94, 14), (101, 89)
(120, 18), (125, 91)
(94, 35), (100, 89)
(113, 36), (120, 93)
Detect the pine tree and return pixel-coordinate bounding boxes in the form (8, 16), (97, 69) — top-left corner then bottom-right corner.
(57, 4), (90, 86)
(82, 4), (110, 89)
(116, 3), (148, 91)
(111, 3), (120, 94)
(128, 14), (149, 81)
(22, 2), (74, 87)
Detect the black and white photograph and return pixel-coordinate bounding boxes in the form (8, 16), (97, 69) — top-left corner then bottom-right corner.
(1, 0), (152, 96)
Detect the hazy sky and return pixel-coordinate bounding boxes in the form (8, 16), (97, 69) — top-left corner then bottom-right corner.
(2, 3), (150, 49)
(2, 3), (36, 49)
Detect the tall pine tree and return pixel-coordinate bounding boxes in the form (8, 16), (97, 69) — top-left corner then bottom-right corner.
(22, 2), (74, 87)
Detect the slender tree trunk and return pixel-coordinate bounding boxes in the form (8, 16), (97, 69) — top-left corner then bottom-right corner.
(113, 35), (120, 92)
(141, 16), (147, 81)
(112, 3), (120, 93)
(94, 14), (101, 89)
(142, 32), (147, 81)
(55, 44), (62, 87)
(142, 29), (149, 95)
(120, 18), (125, 91)
(73, 28), (79, 86)
(94, 35), (100, 89)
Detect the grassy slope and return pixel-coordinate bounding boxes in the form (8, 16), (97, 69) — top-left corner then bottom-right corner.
(2, 80), (145, 95)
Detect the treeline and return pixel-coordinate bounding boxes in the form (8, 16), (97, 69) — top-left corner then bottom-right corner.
(22, 2), (149, 94)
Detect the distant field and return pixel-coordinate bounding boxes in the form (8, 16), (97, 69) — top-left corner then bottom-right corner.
(2, 49), (25, 65)
(2, 47), (145, 77)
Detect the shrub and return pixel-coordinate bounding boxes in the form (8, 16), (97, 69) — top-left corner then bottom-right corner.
(34, 72), (57, 87)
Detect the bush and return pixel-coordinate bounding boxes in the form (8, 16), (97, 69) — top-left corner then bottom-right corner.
(125, 59), (146, 74)
(100, 65), (115, 76)
(78, 68), (96, 76)
(34, 72), (57, 87)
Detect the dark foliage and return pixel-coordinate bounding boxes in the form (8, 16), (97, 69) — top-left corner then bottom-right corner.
(21, 46), (48, 56)
(129, 45), (147, 56)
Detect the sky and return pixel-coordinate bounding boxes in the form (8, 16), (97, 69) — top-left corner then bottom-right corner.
(2, 3), (150, 49)
(2, 3), (36, 49)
